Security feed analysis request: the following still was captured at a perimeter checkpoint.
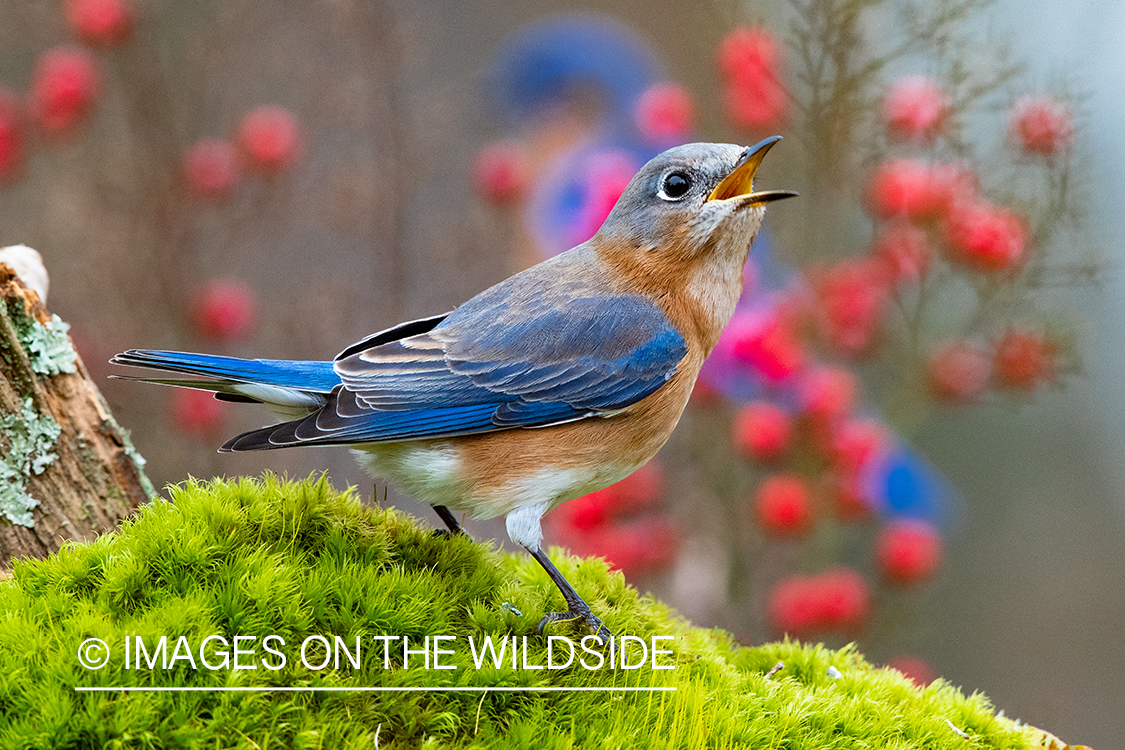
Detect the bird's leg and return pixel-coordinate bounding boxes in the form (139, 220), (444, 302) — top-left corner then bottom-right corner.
(432, 505), (468, 538)
(526, 544), (612, 644)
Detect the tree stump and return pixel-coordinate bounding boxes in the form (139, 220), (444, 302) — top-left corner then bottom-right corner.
(0, 262), (153, 573)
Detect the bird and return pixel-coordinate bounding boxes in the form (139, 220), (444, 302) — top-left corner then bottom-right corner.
(111, 137), (796, 640)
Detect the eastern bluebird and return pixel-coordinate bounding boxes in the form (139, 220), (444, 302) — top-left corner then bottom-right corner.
(112, 137), (796, 639)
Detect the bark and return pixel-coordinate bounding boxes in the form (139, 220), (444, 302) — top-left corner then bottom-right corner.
(0, 263), (152, 573)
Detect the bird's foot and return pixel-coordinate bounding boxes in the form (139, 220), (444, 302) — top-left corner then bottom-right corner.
(537, 608), (612, 644)
(432, 505), (472, 541)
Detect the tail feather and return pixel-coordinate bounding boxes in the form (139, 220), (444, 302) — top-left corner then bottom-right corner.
(109, 349), (341, 413)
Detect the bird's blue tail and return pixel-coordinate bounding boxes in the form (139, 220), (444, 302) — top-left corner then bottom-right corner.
(110, 349), (340, 410)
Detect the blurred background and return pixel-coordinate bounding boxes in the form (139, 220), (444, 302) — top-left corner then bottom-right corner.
(0, 0), (1122, 744)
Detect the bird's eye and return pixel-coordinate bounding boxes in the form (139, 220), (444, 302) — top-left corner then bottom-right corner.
(659, 171), (692, 201)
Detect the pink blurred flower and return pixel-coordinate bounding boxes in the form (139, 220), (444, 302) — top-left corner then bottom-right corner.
(190, 279), (258, 341)
(943, 202), (1028, 271)
(473, 141), (528, 205)
(238, 105), (301, 172)
(753, 474), (813, 536)
(876, 519), (942, 585)
(928, 340), (990, 403)
(183, 139), (239, 199)
(65, 0), (133, 46)
(31, 46), (100, 136)
(1009, 95), (1073, 157)
(733, 401), (792, 462)
(634, 83), (694, 145)
(883, 75), (949, 143)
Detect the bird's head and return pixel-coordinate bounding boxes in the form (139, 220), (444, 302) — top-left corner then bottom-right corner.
(596, 137), (797, 259)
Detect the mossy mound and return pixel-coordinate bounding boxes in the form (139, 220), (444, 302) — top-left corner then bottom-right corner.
(0, 474), (1045, 749)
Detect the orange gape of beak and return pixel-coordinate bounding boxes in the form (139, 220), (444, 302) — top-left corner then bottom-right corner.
(707, 135), (798, 207)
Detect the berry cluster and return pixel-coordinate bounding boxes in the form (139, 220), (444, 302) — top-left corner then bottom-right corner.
(466, 8), (1092, 675)
(0, 3), (305, 440)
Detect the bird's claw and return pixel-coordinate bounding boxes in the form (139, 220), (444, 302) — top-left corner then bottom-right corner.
(537, 609), (612, 644)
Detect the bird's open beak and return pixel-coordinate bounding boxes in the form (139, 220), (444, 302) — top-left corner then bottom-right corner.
(707, 135), (799, 207)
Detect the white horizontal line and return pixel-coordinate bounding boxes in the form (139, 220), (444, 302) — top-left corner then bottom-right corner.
(74, 685), (676, 693)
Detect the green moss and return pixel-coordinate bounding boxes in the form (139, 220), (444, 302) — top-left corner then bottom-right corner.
(0, 397), (61, 527)
(0, 474), (1041, 749)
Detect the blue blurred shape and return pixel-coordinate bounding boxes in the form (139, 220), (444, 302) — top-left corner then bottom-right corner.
(867, 446), (958, 529)
(485, 14), (663, 127)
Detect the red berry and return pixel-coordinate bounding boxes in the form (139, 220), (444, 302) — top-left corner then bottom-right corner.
(723, 78), (788, 131)
(238, 106), (301, 172)
(993, 328), (1056, 390)
(183, 139), (238, 199)
(864, 159), (939, 221)
(729, 309), (806, 382)
(557, 489), (614, 532)
(928, 341), (990, 403)
(831, 418), (887, 476)
(717, 27), (788, 130)
(768, 567), (870, 635)
(815, 258), (890, 355)
(798, 366), (857, 427)
(170, 388), (228, 437)
(1009, 95), (1073, 157)
(718, 26), (781, 83)
(768, 576), (821, 635)
(190, 279), (257, 341)
(754, 474), (812, 535)
(943, 202), (1028, 272)
(873, 221), (930, 283)
(65, 0), (133, 46)
(816, 567), (871, 630)
(733, 401), (792, 461)
(31, 46), (100, 136)
(876, 519), (942, 585)
(609, 461), (665, 511)
(0, 89), (23, 181)
(634, 83), (694, 144)
(473, 141), (527, 205)
(589, 518), (678, 575)
(883, 75), (948, 143)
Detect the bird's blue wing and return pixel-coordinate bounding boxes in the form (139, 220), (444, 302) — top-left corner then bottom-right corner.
(224, 279), (687, 450)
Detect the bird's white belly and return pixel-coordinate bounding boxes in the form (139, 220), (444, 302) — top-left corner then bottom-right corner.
(352, 442), (641, 523)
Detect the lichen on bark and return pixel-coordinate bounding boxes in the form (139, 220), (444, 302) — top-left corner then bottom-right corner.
(0, 398), (61, 527)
